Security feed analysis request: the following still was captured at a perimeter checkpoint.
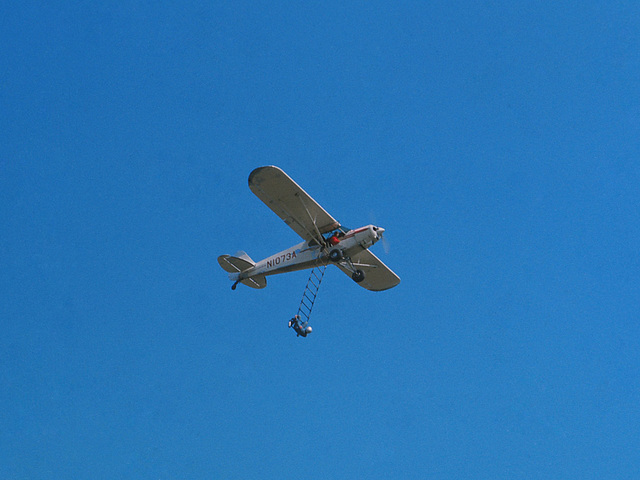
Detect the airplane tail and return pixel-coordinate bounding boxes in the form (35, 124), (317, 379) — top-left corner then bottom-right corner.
(217, 251), (267, 289)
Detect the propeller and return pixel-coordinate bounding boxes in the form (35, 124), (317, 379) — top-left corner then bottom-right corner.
(381, 232), (391, 254)
(370, 213), (391, 254)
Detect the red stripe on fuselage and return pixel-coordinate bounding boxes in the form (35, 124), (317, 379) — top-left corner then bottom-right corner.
(343, 227), (367, 239)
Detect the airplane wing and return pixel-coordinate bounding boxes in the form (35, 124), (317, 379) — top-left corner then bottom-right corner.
(248, 166), (340, 242)
(336, 249), (401, 291)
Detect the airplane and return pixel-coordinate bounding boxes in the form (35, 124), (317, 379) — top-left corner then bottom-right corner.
(218, 166), (400, 333)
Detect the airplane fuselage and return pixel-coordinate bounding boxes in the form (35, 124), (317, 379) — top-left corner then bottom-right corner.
(236, 225), (382, 281)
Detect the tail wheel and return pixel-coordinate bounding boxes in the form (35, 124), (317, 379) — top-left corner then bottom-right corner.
(329, 249), (343, 262)
(352, 269), (365, 283)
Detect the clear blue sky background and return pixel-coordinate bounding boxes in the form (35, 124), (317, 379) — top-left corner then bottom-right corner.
(2, 2), (639, 478)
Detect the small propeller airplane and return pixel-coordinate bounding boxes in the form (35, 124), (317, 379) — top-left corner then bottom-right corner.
(218, 166), (400, 335)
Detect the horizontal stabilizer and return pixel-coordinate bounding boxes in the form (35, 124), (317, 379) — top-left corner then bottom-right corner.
(241, 275), (267, 289)
(218, 253), (266, 289)
(218, 254), (254, 273)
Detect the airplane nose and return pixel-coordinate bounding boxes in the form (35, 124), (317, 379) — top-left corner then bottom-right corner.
(376, 226), (385, 238)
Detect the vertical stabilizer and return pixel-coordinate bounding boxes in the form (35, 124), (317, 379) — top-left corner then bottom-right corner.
(234, 251), (255, 264)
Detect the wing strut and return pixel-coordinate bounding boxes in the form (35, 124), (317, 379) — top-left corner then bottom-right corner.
(296, 193), (326, 247)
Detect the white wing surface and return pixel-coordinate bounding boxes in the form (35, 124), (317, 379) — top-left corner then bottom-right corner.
(336, 249), (401, 291)
(248, 166), (340, 242)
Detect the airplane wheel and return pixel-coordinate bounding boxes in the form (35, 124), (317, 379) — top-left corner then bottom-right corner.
(352, 270), (365, 283)
(329, 249), (343, 262)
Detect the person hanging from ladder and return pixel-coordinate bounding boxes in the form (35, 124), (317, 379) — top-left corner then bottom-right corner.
(288, 314), (312, 337)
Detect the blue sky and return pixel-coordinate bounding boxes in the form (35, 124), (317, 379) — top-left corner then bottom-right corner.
(2, 2), (639, 478)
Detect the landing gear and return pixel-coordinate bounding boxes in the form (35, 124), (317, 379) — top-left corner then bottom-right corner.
(334, 252), (365, 283)
(329, 249), (343, 262)
(352, 269), (365, 283)
(231, 281), (239, 290)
